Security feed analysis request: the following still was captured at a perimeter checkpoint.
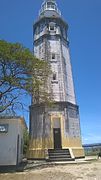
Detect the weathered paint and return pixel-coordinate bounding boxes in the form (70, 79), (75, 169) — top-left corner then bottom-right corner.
(28, 0), (84, 159)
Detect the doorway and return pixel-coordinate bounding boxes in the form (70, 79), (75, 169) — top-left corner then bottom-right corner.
(53, 128), (62, 149)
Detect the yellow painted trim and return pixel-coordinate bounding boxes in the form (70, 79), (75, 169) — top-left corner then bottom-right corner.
(28, 113), (85, 159)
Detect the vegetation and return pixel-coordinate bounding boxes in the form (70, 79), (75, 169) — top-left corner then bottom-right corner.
(84, 147), (101, 156)
(23, 129), (29, 155)
(0, 40), (51, 114)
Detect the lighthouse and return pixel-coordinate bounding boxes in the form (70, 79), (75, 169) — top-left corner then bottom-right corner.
(28, 0), (84, 160)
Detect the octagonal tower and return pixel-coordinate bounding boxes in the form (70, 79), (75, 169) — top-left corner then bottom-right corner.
(28, 0), (84, 160)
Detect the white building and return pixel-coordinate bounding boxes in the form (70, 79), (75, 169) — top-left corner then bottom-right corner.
(0, 117), (26, 166)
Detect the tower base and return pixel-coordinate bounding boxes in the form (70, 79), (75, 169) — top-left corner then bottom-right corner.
(28, 141), (85, 160)
(28, 102), (85, 160)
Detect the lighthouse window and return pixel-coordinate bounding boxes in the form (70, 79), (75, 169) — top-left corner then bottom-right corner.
(53, 73), (56, 80)
(47, 3), (51, 8)
(47, 2), (55, 9)
(50, 25), (55, 31)
(52, 53), (55, 59)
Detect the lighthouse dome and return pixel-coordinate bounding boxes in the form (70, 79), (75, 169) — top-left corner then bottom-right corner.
(39, 0), (61, 18)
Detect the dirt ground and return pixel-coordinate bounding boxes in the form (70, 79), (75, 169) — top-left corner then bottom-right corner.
(0, 160), (101, 180)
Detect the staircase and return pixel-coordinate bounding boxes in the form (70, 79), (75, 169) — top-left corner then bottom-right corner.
(47, 149), (74, 161)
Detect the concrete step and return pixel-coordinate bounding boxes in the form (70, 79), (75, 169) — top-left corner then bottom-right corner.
(49, 153), (71, 157)
(47, 157), (74, 162)
(49, 154), (71, 158)
(48, 149), (70, 154)
(48, 149), (73, 162)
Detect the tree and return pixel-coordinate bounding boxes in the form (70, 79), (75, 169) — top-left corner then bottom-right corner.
(0, 40), (51, 114)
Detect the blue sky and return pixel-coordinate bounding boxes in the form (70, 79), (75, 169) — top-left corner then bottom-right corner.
(0, 0), (101, 144)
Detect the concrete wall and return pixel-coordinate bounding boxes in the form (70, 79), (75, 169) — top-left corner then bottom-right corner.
(0, 117), (25, 166)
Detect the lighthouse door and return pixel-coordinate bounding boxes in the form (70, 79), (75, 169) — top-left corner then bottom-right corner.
(53, 128), (62, 149)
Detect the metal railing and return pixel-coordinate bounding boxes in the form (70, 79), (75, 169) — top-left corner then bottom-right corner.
(39, 4), (61, 16)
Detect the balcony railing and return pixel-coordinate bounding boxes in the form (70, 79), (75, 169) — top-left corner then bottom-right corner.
(39, 4), (61, 16)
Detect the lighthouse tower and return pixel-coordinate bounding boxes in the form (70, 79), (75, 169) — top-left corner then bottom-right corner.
(28, 0), (84, 160)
